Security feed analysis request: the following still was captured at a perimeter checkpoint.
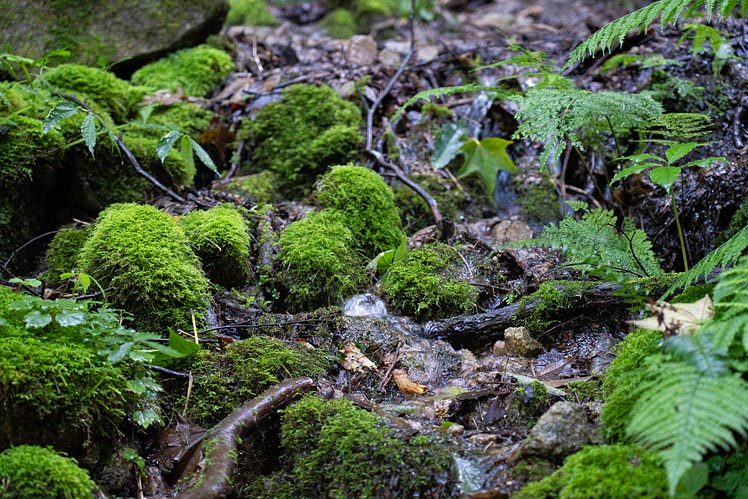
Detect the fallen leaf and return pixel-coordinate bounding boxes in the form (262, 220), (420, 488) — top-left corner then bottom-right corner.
(629, 294), (714, 335)
(392, 369), (428, 395)
(340, 342), (377, 373)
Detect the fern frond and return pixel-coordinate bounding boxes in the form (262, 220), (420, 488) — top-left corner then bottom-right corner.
(627, 361), (748, 496)
(663, 224), (748, 297)
(541, 208), (662, 279)
(713, 255), (748, 318)
(642, 112), (713, 142)
(393, 84), (505, 121)
(513, 88), (663, 166)
(566, 0), (741, 67)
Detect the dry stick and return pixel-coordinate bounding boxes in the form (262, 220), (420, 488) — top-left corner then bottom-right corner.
(362, 0), (444, 229)
(176, 377), (316, 499)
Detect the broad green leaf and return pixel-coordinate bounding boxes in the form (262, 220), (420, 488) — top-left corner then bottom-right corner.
(458, 137), (516, 196)
(43, 102), (78, 134)
(23, 310), (52, 328)
(432, 121), (467, 169)
(108, 341), (134, 363)
(179, 135), (195, 177)
(8, 277), (42, 288)
(650, 166), (682, 192)
(55, 309), (87, 327)
(188, 136), (218, 175)
(156, 130), (181, 162)
(168, 330), (201, 356)
(128, 350), (155, 363)
(683, 156), (725, 169)
(81, 112), (97, 156)
(666, 142), (701, 164)
(610, 162), (662, 185)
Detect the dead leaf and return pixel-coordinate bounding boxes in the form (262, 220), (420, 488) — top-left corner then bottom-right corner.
(629, 295), (714, 336)
(340, 342), (377, 373)
(392, 369), (428, 395)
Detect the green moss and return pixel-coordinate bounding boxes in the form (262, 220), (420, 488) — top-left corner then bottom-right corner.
(238, 84), (363, 195)
(513, 280), (593, 332)
(565, 378), (605, 402)
(394, 174), (466, 232)
(178, 205), (251, 288)
(0, 445), (96, 499)
(601, 329), (663, 442)
(381, 242), (478, 320)
(178, 336), (330, 426)
(315, 164), (403, 256)
(516, 170), (562, 227)
(43, 63), (134, 123)
(217, 171), (282, 204)
(42, 226), (91, 285)
(513, 445), (669, 499)
(77, 203), (210, 332)
(319, 8), (358, 38)
(225, 0), (278, 26)
(0, 115), (65, 182)
(122, 134), (195, 186)
(130, 45), (235, 97)
(277, 210), (363, 312)
(241, 394), (458, 498)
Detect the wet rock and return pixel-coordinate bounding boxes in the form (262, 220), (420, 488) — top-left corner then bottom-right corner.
(517, 401), (595, 461)
(346, 35), (378, 66)
(492, 340), (507, 356)
(504, 327), (543, 356)
(2, 0), (228, 74)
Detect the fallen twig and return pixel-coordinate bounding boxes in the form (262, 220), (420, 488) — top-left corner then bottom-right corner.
(175, 377), (316, 499)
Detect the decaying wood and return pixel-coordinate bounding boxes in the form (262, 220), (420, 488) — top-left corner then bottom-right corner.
(176, 377), (316, 499)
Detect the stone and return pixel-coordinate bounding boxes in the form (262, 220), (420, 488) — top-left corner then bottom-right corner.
(504, 326), (543, 356)
(346, 35), (378, 66)
(0, 0), (229, 76)
(517, 401), (595, 461)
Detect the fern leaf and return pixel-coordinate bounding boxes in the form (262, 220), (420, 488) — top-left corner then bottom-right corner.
(713, 256), (748, 318)
(628, 361), (748, 496)
(393, 84), (505, 121)
(513, 88), (663, 166)
(663, 224), (748, 297)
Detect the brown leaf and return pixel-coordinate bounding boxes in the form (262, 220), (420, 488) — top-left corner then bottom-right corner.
(392, 369), (428, 395)
(629, 295), (714, 336)
(340, 342), (377, 373)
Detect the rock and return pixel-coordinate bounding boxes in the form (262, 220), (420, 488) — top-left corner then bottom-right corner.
(0, 0), (229, 75)
(346, 35), (378, 66)
(517, 401), (595, 461)
(504, 326), (543, 356)
(492, 340), (507, 356)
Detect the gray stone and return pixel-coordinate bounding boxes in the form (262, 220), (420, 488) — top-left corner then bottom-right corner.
(346, 35), (378, 66)
(0, 0), (228, 75)
(504, 326), (543, 356)
(517, 401), (595, 461)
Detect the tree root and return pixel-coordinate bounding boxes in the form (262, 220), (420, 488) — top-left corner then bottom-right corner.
(176, 377), (316, 499)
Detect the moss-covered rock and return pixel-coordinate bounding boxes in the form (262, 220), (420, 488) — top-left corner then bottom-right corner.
(178, 205), (251, 288)
(513, 444), (669, 499)
(0, 445), (96, 499)
(77, 203), (210, 332)
(239, 84), (363, 195)
(130, 45), (235, 97)
(601, 328), (663, 441)
(42, 226), (91, 285)
(512, 280), (594, 332)
(381, 242), (477, 320)
(319, 8), (358, 39)
(316, 164), (403, 256)
(277, 210), (363, 311)
(241, 394), (458, 498)
(225, 0), (278, 26)
(177, 336), (331, 426)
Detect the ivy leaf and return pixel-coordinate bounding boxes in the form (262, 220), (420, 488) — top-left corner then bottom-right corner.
(432, 120), (468, 169)
(156, 130), (182, 162)
(42, 102), (78, 134)
(457, 137), (516, 196)
(23, 310), (52, 328)
(650, 166), (682, 192)
(80, 112), (97, 157)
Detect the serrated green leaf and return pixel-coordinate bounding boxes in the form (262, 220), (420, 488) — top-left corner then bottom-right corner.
(156, 130), (181, 163)
(132, 407), (161, 428)
(81, 112), (97, 156)
(666, 142), (701, 163)
(650, 166), (682, 191)
(43, 102), (78, 134)
(432, 121), (467, 169)
(108, 341), (134, 363)
(55, 309), (87, 327)
(23, 310), (52, 328)
(188, 136), (218, 175)
(457, 137), (516, 196)
(128, 378), (147, 395)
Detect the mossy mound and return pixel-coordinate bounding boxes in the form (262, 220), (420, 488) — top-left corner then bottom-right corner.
(178, 336), (331, 426)
(77, 203), (210, 332)
(239, 84), (363, 195)
(130, 45), (235, 97)
(381, 242), (478, 320)
(43, 63), (136, 123)
(277, 210), (363, 311)
(241, 394), (458, 498)
(394, 174), (467, 232)
(225, 0), (278, 26)
(42, 226), (91, 285)
(601, 328), (663, 441)
(513, 444), (669, 499)
(178, 205), (251, 288)
(319, 8), (358, 39)
(0, 445), (96, 499)
(315, 164), (403, 256)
